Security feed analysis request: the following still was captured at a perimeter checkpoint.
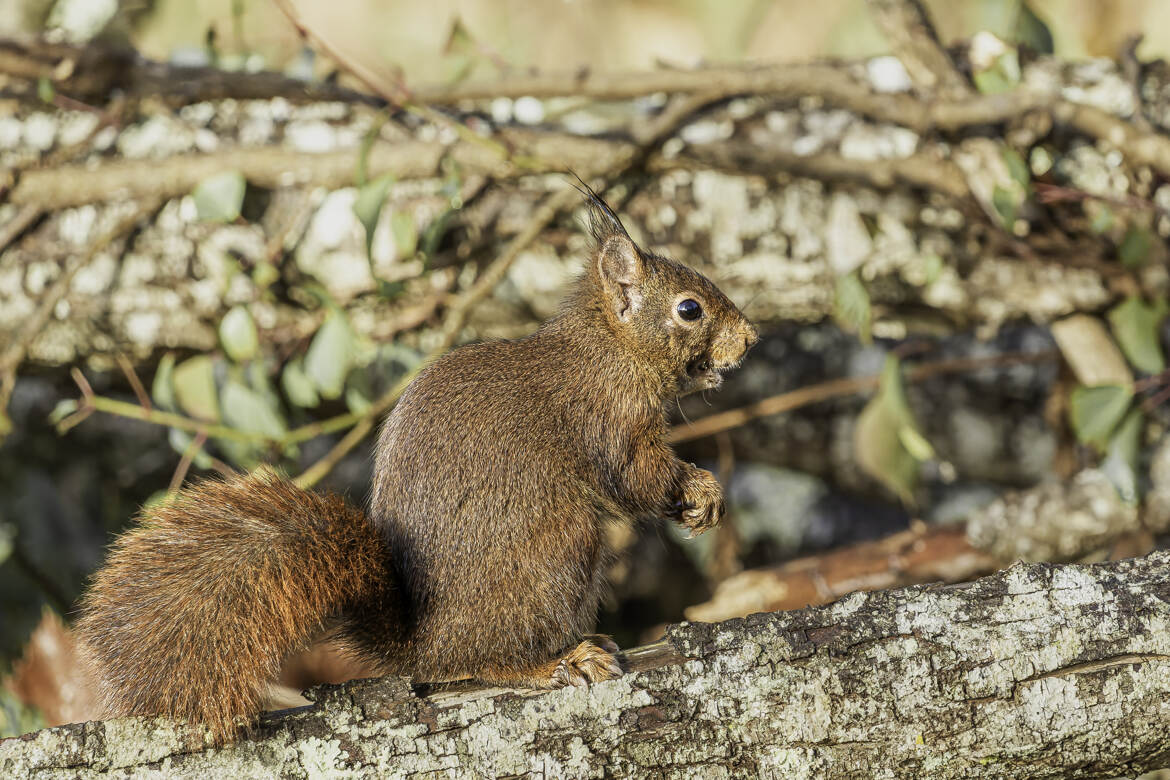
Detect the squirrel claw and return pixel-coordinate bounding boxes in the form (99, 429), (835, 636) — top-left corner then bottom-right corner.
(550, 639), (623, 688)
(581, 633), (620, 655)
(675, 465), (725, 537)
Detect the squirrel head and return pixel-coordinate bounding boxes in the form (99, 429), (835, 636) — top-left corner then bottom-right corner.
(578, 188), (758, 396)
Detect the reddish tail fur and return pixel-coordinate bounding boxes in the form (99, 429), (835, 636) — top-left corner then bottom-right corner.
(75, 473), (386, 744)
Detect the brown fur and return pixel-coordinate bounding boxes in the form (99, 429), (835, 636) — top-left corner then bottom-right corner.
(75, 473), (386, 744)
(75, 192), (757, 743)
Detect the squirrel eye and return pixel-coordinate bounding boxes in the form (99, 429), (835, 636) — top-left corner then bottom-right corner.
(676, 299), (702, 321)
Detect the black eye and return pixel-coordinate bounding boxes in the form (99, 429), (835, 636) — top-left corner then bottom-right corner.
(676, 299), (702, 321)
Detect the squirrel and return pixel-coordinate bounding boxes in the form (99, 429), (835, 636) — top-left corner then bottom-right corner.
(75, 188), (758, 745)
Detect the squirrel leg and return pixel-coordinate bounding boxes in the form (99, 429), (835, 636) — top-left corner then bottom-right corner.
(479, 638), (623, 689)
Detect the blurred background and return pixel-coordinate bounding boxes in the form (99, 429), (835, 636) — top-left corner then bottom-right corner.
(4, 0), (1170, 77)
(1, 0), (1169, 737)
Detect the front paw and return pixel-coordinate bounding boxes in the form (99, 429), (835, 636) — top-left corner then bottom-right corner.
(675, 465), (725, 536)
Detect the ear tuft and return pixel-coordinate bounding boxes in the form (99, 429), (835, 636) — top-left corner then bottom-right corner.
(567, 173), (632, 248)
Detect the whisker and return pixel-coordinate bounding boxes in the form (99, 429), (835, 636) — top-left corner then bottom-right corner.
(739, 288), (767, 315)
(676, 396), (692, 425)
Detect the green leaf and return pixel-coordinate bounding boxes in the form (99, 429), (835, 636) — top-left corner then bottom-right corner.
(390, 210), (418, 259)
(1107, 296), (1168, 374)
(219, 305), (259, 363)
(304, 313), (354, 400)
(991, 185), (1019, 227)
(252, 261), (279, 290)
(1002, 147), (1030, 191)
(1100, 408), (1143, 504)
(421, 207), (456, 260)
(345, 383), (372, 415)
(441, 16), (479, 85)
(854, 357), (932, 505)
(142, 489), (174, 512)
(833, 271), (871, 344)
(245, 359), (282, 411)
(0, 678), (44, 739)
(281, 357), (319, 408)
(1118, 225), (1154, 268)
(173, 356), (221, 422)
(221, 380), (287, 439)
(48, 398), (78, 425)
(192, 171), (246, 223)
(898, 425), (935, 461)
(1015, 0), (1054, 54)
(152, 352), (177, 411)
(1088, 204), (1114, 234)
(0, 523), (12, 567)
(1069, 384), (1133, 450)
(922, 253), (943, 285)
(167, 428), (214, 470)
(353, 174), (394, 259)
(37, 77), (55, 104)
(973, 50), (1021, 95)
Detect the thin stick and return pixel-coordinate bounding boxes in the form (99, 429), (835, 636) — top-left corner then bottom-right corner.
(1141, 383), (1170, 414)
(169, 431), (208, 494)
(0, 204), (42, 254)
(59, 370), (268, 444)
(116, 353), (152, 411)
(668, 350), (1058, 444)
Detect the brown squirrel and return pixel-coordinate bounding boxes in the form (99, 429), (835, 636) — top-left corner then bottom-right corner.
(75, 189), (758, 745)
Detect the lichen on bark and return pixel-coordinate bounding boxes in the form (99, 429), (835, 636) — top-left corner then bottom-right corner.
(4, 552), (1169, 778)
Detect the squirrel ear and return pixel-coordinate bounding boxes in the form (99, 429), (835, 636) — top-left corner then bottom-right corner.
(596, 234), (644, 322)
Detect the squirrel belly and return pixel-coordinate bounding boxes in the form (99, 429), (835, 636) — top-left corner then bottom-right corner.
(75, 473), (389, 745)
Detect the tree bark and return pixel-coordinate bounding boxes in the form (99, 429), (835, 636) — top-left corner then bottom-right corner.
(3, 552), (1169, 778)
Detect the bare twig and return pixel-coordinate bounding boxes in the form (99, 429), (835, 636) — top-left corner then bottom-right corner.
(1142, 383), (1170, 414)
(663, 143), (971, 200)
(685, 524), (995, 622)
(168, 431), (208, 494)
(0, 204), (43, 254)
(116, 354), (152, 411)
(0, 38), (374, 106)
(668, 350), (1058, 444)
(269, 0), (410, 104)
(865, 0), (970, 95)
(59, 368), (269, 444)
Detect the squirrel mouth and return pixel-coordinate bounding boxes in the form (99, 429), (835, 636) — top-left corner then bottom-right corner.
(685, 356), (725, 390)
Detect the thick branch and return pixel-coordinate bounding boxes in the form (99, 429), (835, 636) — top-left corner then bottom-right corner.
(4, 552), (1170, 777)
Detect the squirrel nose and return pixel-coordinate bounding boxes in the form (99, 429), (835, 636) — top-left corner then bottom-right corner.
(742, 324), (759, 351)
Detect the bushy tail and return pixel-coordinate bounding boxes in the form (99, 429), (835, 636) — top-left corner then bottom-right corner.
(75, 473), (386, 744)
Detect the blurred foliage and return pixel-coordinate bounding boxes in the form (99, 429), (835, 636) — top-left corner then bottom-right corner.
(8, 0), (1170, 87)
(0, 686), (43, 740)
(855, 356), (935, 505)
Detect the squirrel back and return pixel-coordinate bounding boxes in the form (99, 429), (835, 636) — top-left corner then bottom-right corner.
(75, 189), (757, 745)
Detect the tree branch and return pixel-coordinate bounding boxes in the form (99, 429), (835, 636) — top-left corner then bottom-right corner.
(6, 552), (1170, 777)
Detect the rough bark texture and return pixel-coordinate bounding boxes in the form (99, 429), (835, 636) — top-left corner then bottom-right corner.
(3, 552), (1170, 778)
